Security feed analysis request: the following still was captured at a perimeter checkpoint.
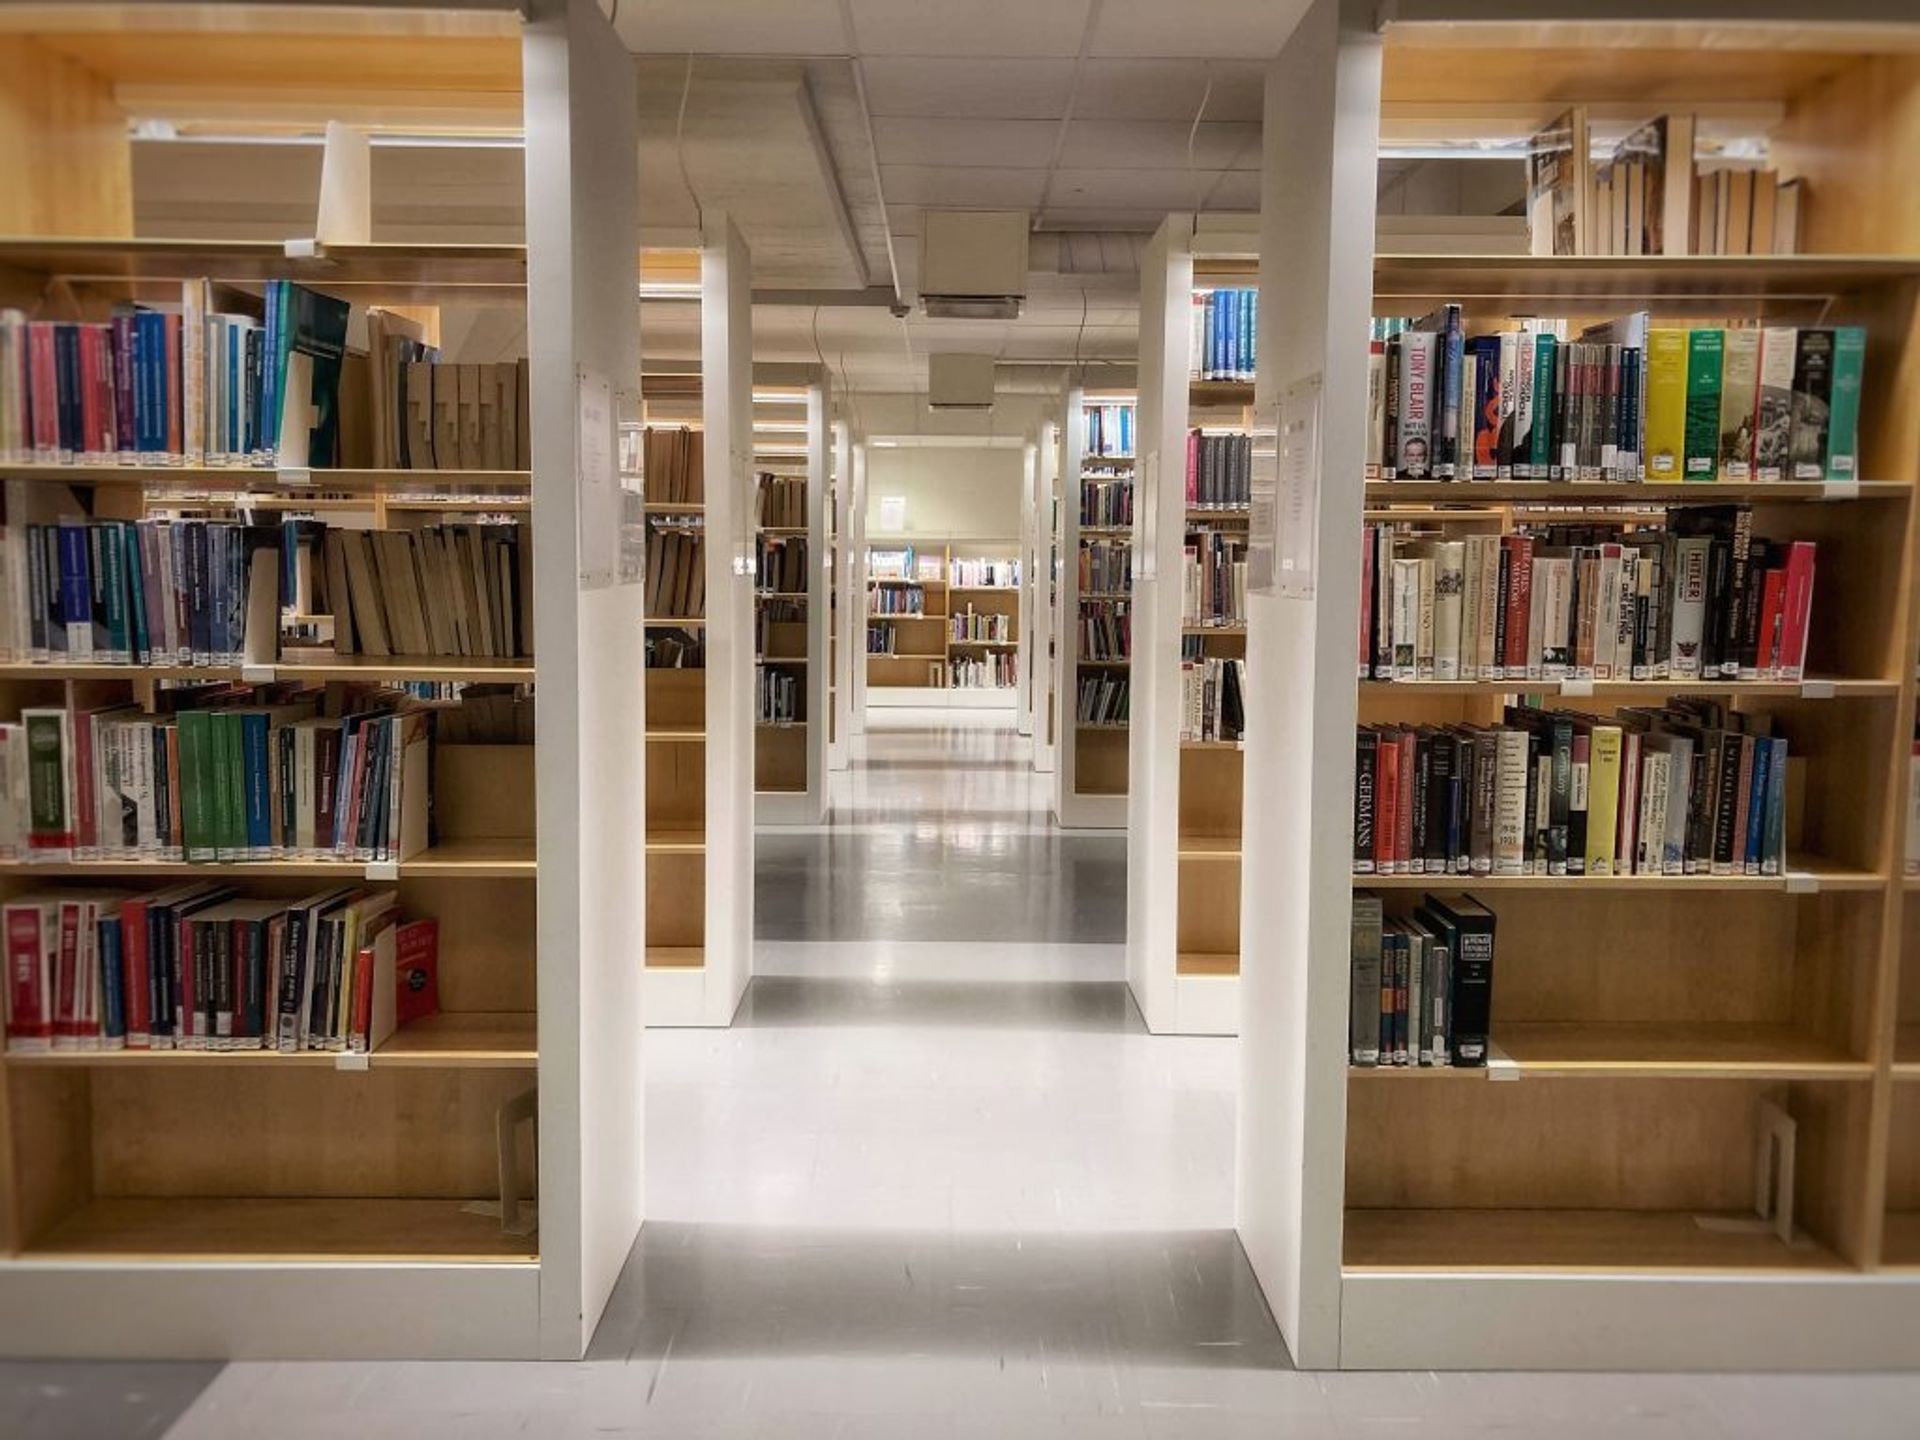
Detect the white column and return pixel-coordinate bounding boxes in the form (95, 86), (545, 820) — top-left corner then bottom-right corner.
(702, 214), (755, 1023)
(1016, 440), (1037, 736)
(803, 374), (830, 818)
(523, 0), (644, 1358)
(1033, 424), (1058, 774)
(849, 443), (869, 734)
(830, 419), (854, 770)
(1235, 0), (1382, 1370)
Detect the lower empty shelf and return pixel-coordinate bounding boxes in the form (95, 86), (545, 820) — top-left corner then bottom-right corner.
(25, 1196), (537, 1264)
(1343, 1208), (1845, 1273)
(645, 946), (705, 969)
(1348, 1023), (1869, 1082)
(1176, 953), (1239, 978)
(1884, 1212), (1920, 1269)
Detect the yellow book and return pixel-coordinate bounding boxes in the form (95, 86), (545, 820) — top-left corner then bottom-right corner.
(1584, 724), (1624, 874)
(1643, 328), (1689, 481)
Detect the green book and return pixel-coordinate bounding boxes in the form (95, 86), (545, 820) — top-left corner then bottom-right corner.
(22, 708), (72, 858)
(1529, 333), (1556, 477)
(1683, 328), (1724, 481)
(212, 712), (244, 863)
(1826, 325), (1866, 480)
(178, 711), (215, 864)
(98, 523), (128, 663)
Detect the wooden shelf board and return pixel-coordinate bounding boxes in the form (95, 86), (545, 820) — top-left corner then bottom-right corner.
(646, 828), (705, 854)
(1189, 380), (1255, 405)
(1904, 873), (1920, 893)
(1080, 591), (1133, 599)
(645, 946), (705, 970)
(645, 727), (706, 743)
(870, 578), (940, 586)
(5, 1012), (535, 1070)
(1077, 658), (1131, 668)
(23, 1196), (537, 1264)
(645, 616), (706, 627)
(1884, 1213), (1920, 1269)
(0, 463), (531, 492)
(0, 654), (533, 684)
(1077, 722), (1130, 732)
(758, 527), (808, 536)
(867, 652), (946, 662)
(1180, 738), (1244, 752)
(1373, 252), (1920, 305)
(1187, 508), (1252, 521)
(0, 237), (529, 291)
(383, 497), (531, 514)
(0, 836), (534, 880)
(756, 655), (809, 664)
(1179, 836), (1242, 860)
(755, 592), (809, 601)
(948, 586), (1020, 594)
(1894, 1026), (1920, 1081)
(1343, 1208), (1846, 1273)
(948, 639), (1018, 648)
(1354, 857), (1878, 893)
(1183, 624), (1248, 637)
(1078, 527), (1134, 538)
(1353, 1023), (1867, 1082)
(1177, 952), (1241, 977)
(1363, 479), (1907, 504)
(1359, 676), (1895, 699)
(643, 503), (705, 515)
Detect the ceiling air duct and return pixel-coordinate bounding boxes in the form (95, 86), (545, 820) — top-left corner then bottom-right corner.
(928, 354), (997, 410)
(919, 210), (1029, 320)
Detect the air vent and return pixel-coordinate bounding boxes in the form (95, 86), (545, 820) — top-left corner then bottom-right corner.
(919, 210), (1029, 320)
(928, 354), (996, 410)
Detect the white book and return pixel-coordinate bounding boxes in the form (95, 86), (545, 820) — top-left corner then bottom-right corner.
(1474, 536), (1501, 679)
(1662, 735), (1693, 873)
(1537, 555), (1572, 677)
(1616, 731), (1641, 875)
(1457, 538), (1481, 681)
(1496, 332), (1520, 477)
(1512, 324), (1538, 477)
(1637, 749), (1669, 876)
(1492, 728), (1530, 876)
(1414, 556), (1435, 680)
(1668, 536), (1712, 678)
(1532, 751), (1552, 875)
(1391, 557), (1420, 680)
(1593, 545), (1623, 680)
(1190, 293), (1206, 381)
(0, 724), (20, 862)
(1525, 566), (1547, 681)
(1364, 344), (1385, 477)
(1431, 543), (1464, 681)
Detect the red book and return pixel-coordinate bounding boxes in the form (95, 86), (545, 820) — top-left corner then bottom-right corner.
(1501, 537), (1534, 672)
(1359, 531), (1374, 676)
(1185, 429), (1199, 504)
(1397, 731), (1416, 872)
(53, 899), (81, 1050)
(27, 322), (59, 460)
(1778, 542), (1817, 681)
(178, 911), (198, 1050)
(1375, 733), (1400, 875)
(5, 901), (50, 1051)
(77, 326), (105, 459)
(120, 896), (151, 1049)
(395, 917), (440, 1026)
(1755, 567), (1787, 675)
(71, 710), (96, 858)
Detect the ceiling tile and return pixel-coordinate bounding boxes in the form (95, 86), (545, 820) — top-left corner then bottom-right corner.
(1058, 119), (1259, 171)
(861, 57), (1078, 119)
(1074, 59), (1266, 122)
(1043, 166), (1221, 211)
(847, 0), (1095, 58)
(1089, 0), (1313, 59)
(873, 117), (1060, 169)
(880, 165), (1048, 209)
(616, 0), (846, 55)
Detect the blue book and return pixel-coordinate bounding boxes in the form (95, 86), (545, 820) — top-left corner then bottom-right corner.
(1762, 738), (1788, 876)
(99, 914), (125, 1044)
(228, 321), (242, 460)
(40, 527), (65, 657)
(134, 311), (158, 454)
(241, 712), (272, 859)
(1225, 291), (1239, 380)
(261, 280), (281, 457)
(1246, 288), (1258, 381)
(25, 525), (46, 658)
(56, 521), (93, 657)
(1743, 736), (1768, 874)
(1205, 292), (1220, 381)
(123, 522), (149, 665)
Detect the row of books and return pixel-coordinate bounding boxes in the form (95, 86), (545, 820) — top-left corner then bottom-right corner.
(1360, 512), (1817, 684)
(3, 693), (431, 867)
(1077, 672), (1129, 727)
(646, 530), (706, 620)
(1081, 478), (1134, 528)
(867, 623), (909, 655)
(1366, 310), (1863, 485)
(869, 587), (927, 617)
(1078, 542), (1132, 596)
(951, 654), (1016, 690)
(1353, 702), (1789, 879)
(950, 557), (1019, 588)
(756, 537), (807, 595)
(1350, 892), (1494, 1068)
(950, 608), (1012, 643)
(646, 628), (704, 669)
(364, 305), (530, 471)
(868, 547), (940, 582)
(1180, 656), (1246, 744)
(1084, 402), (1135, 459)
(1185, 530), (1248, 629)
(756, 600), (804, 662)
(1190, 288), (1257, 383)
(1186, 429), (1253, 509)
(3, 885), (440, 1054)
(646, 426), (704, 505)
(325, 522), (529, 660)
(757, 475), (806, 528)
(1527, 108), (1800, 259)
(1079, 599), (1132, 662)
(755, 665), (802, 724)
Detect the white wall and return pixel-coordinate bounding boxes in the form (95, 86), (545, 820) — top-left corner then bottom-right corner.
(865, 447), (1023, 541)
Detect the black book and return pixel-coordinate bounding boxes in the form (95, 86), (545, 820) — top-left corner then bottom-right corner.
(1712, 730), (1745, 874)
(1419, 892), (1495, 1068)
(1353, 730), (1378, 873)
(1425, 733), (1454, 873)
(1736, 537), (1773, 676)
(1547, 714), (1573, 875)
(1788, 328), (1835, 480)
(1719, 506), (1752, 678)
(1410, 733), (1431, 873)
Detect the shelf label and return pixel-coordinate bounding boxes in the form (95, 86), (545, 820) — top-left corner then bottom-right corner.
(1799, 680), (1836, 700)
(365, 860), (400, 883)
(1820, 480), (1860, 502)
(1784, 871), (1819, 895)
(334, 1052), (370, 1072)
(1485, 1044), (1520, 1082)
(283, 238), (322, 259)
(276, 466), (314, 488)
(1560, 677), (1593, 698)
(240, 664), (276, 684)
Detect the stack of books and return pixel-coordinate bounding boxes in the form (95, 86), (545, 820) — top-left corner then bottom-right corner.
(1349, 892), (1495, 1068)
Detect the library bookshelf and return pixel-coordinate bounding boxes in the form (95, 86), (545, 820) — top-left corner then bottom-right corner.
(0, 0), (643, 1360)
(1130, 218), (1257, 1035)
(1242, 10), (1920, 1372)
(1055, 389), (1135, 828)
(642, 220), (753, 1029)
(752, 371), (830, 826)
(865, 538), (1023, 710)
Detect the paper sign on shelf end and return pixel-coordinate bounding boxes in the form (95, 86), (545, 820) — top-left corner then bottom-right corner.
(365, 860), (400, 883)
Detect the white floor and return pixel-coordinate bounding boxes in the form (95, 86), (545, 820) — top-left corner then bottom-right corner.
(114, 711), (1920, 1437)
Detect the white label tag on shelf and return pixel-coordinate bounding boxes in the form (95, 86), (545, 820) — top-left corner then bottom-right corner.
(1560, 677), (1593, 698)
(240, 664), (276, 684)
(334, 1052), (370, 1072)
(1485, 1044), (1520, 1082)
(1784, 871), (1819, 895)
(1799, 680), (1836, 700)
(276, 466), (313, 488)
(283, 238), (322, 259)
(1820, 480), (1860, 502)
(365, 860), (400, 883)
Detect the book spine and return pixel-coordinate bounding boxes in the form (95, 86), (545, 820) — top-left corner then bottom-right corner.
(1683, 329), (1723, 480)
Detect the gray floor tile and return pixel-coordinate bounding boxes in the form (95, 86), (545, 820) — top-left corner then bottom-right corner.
(0, 1361), (220, 1440)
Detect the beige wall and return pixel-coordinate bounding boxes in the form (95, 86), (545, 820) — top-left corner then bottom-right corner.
(865, 446), (1023, 542)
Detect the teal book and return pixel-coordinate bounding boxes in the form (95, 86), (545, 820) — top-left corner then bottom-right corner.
(1825, 325), (1866, 479)
(1529, 333), (1556, 477)
(1683, 328), (1724, 481)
